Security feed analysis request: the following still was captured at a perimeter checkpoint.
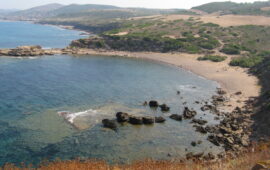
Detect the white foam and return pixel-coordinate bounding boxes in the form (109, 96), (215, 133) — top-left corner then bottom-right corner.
(58, 109), (98, 123)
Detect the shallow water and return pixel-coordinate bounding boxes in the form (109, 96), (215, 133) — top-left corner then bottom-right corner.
(0, 55), (221, 165)
(0, 21), (87, 48)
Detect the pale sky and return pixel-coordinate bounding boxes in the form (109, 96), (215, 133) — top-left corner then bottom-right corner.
(0, 0), (267, 10)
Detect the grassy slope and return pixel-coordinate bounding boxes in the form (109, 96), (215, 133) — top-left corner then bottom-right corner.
(192, 1), (270, 16)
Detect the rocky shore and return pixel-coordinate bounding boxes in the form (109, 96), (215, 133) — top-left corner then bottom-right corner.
(0, 45), (79, 57)
(98, 87), (257, 162)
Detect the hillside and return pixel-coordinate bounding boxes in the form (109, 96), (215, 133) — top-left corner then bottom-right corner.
(1, 3), (64, 20)
(192, 0), (270, 16)
(0, 9), (19, 14)
(0, 3), (190, 21)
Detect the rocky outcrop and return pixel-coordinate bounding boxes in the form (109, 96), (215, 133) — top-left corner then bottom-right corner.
(0, 46), (55, 56)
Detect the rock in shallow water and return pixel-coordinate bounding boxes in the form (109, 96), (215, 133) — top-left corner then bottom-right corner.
(159, 104), (170, 112)
(155, 116), (166, 123)
(129, 116), (143, 125)
(170, 114), (182, 121)
(116, 112), (129, 122)
(183, 107), (197, 119)
(149, 101), (159, 107)
(102, 119), (117, 130)
(142, 116), (155, 124)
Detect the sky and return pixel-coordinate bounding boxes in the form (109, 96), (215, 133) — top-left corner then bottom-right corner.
(0, 0), (267, 10)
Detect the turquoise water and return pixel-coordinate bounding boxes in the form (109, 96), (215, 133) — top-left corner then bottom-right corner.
(0, 21), (222, 166)
(0, 55), (221, 165)
(0, 21), (87, 48)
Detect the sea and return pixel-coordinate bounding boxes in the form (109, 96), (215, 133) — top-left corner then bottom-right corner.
(0, 21), (221, 166)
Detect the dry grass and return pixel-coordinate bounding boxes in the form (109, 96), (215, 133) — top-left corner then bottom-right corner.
(156, 14), (270, 27)
(2, 143), (270, 170)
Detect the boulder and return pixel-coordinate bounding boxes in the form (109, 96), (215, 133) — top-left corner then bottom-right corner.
(155, 116), (166, 123)
(194, 125), (208, 134)
(191, 141), (197, 147)
(116, 112), (129, 122)
(159, 104), (170, 112)
(170, 114), (182, 121)
(149, 100), (159, 107)
(143, 116), (155, 124)
(192, 119), (208, 125)
(102, 119), (117, 130)
(129, 116), (143, 125)
(183, 107), (197, 119)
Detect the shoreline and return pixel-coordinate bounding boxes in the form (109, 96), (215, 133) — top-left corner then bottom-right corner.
(71, 49), (261, 112)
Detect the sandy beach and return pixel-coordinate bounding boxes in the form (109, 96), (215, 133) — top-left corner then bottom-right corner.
(73, 49), (261, 112)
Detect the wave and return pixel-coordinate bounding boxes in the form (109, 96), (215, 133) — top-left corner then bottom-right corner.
(58, 109), (98, 124)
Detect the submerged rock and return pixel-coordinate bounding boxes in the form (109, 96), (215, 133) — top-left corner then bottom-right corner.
(102, 119), (117, 130)
(170, 114), (182, 121)
(116, 112), (129, 122)
(155, 116), (166, 123)
(159, 104), (170, 112)
(149, 101), (159, 107)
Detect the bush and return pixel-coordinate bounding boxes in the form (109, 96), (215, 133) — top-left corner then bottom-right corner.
(202, 23), (219, 27)
(220, 44), (241, 55)
(229, 56), (264, 68)
(198, 55), (227, 62)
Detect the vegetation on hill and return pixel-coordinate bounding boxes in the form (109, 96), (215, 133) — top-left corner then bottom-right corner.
(192, 1), (270, 16)
(198, 55), (227, 62)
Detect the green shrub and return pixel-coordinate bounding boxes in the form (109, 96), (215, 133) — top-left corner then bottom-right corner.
(198, 55), (227, 62)
(229, 55), (263, 68)
(202, 23), (219, 27)
(220, 44), (241, 55)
